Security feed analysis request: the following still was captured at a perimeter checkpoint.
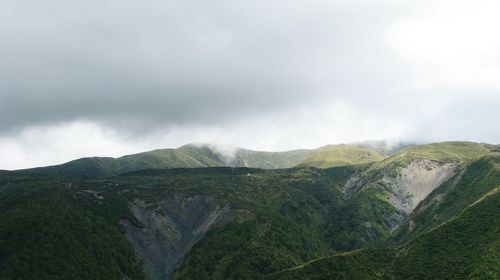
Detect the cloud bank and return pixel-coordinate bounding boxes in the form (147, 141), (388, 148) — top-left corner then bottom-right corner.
(1, 0), (499, 169)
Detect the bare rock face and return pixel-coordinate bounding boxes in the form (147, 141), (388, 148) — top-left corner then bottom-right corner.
(120, 195), (230, 280)
(344, 159), (458, 230)
(385, 160), (457, 215)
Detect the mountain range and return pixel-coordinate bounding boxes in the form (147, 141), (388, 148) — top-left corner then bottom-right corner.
(13, 141), (411, 176)
(0, 141), (498, 279)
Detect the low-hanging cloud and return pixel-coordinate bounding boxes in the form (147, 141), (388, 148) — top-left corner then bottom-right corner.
(1, 0), (499, 169)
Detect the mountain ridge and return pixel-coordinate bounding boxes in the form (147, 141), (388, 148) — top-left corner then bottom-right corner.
(14, 142), (391, 176)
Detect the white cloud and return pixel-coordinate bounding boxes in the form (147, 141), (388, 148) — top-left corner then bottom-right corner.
(0, 103), (412, 169)
(0, 121), (155, 170)
(386, 0), (500, 91)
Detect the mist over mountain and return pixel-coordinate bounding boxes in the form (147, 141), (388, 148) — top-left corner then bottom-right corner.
(1, 0), (500, 279)
(11, 141), (414, 176)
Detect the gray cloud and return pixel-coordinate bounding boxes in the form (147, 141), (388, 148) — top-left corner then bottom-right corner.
(0, 0), (499, 169)
(0, 0), (410, 132)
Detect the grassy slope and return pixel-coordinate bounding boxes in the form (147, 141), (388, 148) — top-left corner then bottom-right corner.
(297, 145), (385, 168)
(21, 146), (226, 177)
(231, 149), (317, 169)
(352, 141), (416, 156)
(15, 143), (390, 177)
(18, 145), (317, 177)
(377, 141), (491, 167)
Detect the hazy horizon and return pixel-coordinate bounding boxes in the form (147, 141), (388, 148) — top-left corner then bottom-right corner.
(2, 0), (500, 169)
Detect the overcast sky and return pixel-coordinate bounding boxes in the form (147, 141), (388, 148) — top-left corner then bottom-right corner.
(1, 0), (499, 169)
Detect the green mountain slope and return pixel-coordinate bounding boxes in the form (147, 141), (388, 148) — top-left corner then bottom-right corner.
(18, 143), (386, 177)
(391, 153), (500, 244)
(22, 145), (226, 177)
(351, 141), (416, 155)
(267, 249), (394, 280)
(230, 148), (317, 169)
(394, 186), (500, 280)
(269, 186), (500, 280)
(332, 142), (496, 249)
(269, 142), (498, 262)
(297, 144), (385, 168)
(376, 141), (491, 167)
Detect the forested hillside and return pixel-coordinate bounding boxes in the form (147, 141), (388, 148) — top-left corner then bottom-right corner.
(0, 142), (498, 279)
